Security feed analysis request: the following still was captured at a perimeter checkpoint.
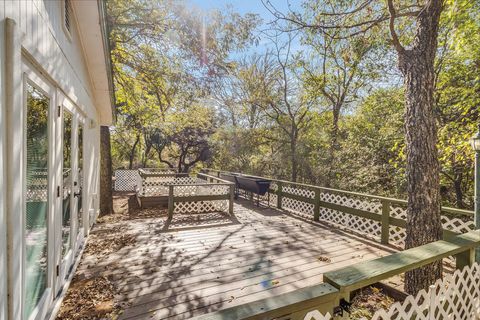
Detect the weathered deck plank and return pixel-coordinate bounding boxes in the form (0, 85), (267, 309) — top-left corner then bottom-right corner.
(74, 199), (397, 320)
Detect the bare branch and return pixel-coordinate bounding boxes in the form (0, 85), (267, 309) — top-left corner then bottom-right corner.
(387, 0), (406, 54)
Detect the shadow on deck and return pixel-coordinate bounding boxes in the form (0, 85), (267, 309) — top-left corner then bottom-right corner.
(74, 197), (398, 320)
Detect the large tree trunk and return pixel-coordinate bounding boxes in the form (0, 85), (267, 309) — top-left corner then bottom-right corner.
(128, 134), (140, 169)
(290, 129), (298, 182)
(453, 167), (465, 209)
(326, 106), (341, 187)
(100, 126), (114, 216)
(396, 0), (444, 295)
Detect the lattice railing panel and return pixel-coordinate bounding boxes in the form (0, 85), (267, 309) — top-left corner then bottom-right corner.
(174, 200), (228, 214)
(304, 263), (480, 320)
(283, 184), (315, 199)
(441, 215), (475, 234)
(371, 263), (480, 320)
(318, 208), (382, 241)
(114, 170), (141, 191)
(389, 203), (407, 248)
(173, 184), (229, 197)
(387, 202), (475, 248)
(282, 197), (315, 217)
(321, 192), (382, 215)
(317, 192), (382, 241)
(141, 177), (199, 196)
(304, 311), (332, 320)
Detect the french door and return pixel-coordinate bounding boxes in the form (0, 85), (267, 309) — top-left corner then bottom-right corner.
(56, 92), (85, 292)
(23, 62), (56, 320)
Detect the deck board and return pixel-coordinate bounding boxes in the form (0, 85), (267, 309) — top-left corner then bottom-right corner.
(74, 198), (397, 320)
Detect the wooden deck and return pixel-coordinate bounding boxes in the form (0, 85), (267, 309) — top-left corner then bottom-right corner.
(74, 198), (398, 320)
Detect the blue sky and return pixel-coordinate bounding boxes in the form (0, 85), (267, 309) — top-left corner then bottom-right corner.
(187, 0), (294, 18)
(186, 0), (305, 57)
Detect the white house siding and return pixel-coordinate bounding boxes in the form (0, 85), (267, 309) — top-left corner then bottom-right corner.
(0, 1), (110, 319)
(0, 14), (8, 320)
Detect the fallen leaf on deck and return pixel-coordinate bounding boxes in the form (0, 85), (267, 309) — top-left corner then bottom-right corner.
(317, 256), (332, 263)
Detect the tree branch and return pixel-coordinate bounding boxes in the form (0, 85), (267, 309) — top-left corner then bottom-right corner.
(387, 0), (406, 54)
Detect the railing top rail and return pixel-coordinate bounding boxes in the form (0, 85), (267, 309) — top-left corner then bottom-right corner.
(170, 182), (234, 187)
(138, 170), (188, 178)
(203, 168), (474, 217)
(142, 167), (179, 172)
(196, 173), (234, 185)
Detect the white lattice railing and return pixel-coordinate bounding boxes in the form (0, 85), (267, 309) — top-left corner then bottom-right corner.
(170, 177), (233, 215)
(140, 176), (197, 196)
(129, 169), (235, 215)
(203, 169), (475, 250)
(304, 262), (480, 320)
(114, 169), (141, 191)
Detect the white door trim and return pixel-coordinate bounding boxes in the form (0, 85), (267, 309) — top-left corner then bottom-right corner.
(22, 56), (56, 320)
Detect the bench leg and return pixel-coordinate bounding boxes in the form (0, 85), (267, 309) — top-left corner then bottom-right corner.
(455, 248), (474, 270)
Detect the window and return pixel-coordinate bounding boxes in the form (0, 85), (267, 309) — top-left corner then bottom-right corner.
(25, 83), (49, 318)
(63, 0), (72, 39)
(62, 110), (73, 258)
(77, 122), (83, 229)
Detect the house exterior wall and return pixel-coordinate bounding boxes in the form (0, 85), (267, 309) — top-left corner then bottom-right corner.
(0, 1), (110, 319)
(0, 14), (8, 320)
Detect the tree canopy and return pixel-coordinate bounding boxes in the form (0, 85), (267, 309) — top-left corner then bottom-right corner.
(107, 0), (479, 209)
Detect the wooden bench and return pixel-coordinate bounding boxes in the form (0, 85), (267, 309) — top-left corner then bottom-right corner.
(323, 229), (480, 295)
(191, 283), (339, 320)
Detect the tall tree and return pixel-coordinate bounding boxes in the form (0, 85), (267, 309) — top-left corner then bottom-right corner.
(226, 35), (313, 182)
(388, 0), (443, 294)
(107, 0), (260, 170)
(266, 0), (445, 294)
(300, 32), (381, 186)
(100, 126), (114, 215)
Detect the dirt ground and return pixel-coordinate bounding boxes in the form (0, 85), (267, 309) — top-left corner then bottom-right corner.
(349, 286), (396, 319)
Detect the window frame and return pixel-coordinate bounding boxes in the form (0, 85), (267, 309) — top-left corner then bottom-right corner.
(22, 61), (56, 320)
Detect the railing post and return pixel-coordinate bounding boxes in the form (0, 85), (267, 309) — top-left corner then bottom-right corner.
(229, 184), (234, 215)
(381, 200), (390, 245)
(314, 188), (321, 221)
(455, 248), (475, 270)
(168, 185), (174, 219)
(428, 284), (436, 320)
(277, 181), (283, 209)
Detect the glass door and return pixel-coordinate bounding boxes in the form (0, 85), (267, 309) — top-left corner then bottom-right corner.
(75, 120), (84, 243)
(57, 103), (75, 290)
(56, 94), (84, 291)
(25, 82), (51, 320)
(23, 60), (56, 320)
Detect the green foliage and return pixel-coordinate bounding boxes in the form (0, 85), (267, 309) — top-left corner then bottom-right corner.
(107, 0), (478, 209)
(107, 0), (260, 170)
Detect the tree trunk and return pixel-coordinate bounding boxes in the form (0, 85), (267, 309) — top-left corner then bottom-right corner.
(326, 106), (340, 187)
(100, 126), (114, 216)
(453, 175), (465, 209)
(290, 129), (298, 182)
(397, 0), (444, 295)
(128, 134), (140, 169)
(142, 132), (152, 168)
